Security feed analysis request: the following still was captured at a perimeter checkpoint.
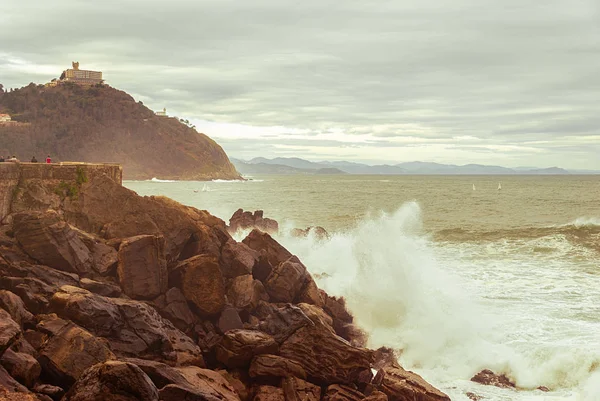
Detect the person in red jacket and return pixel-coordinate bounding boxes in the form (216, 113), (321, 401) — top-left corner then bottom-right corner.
(46, 155), (51, 163)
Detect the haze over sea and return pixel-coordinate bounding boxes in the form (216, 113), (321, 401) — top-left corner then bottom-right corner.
(126, 175), (600, 401)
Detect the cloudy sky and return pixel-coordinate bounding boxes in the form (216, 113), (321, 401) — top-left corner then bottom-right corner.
(1, 0), (599, 169)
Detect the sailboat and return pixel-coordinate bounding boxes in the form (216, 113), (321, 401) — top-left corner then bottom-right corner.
(498, 182), (502, 190)
(472, 184), (476, 191)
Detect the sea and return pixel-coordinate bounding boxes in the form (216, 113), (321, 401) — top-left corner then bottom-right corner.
(125, 175), (600, 401)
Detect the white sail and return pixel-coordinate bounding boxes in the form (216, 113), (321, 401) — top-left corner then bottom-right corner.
(472, 184), (476, 191)
(498, 183), (502, 190)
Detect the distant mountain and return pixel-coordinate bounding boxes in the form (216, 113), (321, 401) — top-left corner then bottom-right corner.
(237, 157), (575, 175)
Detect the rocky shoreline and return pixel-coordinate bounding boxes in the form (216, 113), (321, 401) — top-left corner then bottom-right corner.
(0, 173), (453, 401)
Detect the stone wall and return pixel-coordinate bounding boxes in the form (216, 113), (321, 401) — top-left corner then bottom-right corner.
(0, 162), (122, 221)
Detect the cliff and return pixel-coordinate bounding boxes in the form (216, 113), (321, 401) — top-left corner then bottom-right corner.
(0, 174), (450, 401)
(0, 83), (240, 180)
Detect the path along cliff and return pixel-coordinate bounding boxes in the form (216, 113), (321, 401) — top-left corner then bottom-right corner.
(0, 171), (450, 401)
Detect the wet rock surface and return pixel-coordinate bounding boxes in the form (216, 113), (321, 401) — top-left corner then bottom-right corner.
(0, 175), (450, 401)
(471, 369), (516, 389)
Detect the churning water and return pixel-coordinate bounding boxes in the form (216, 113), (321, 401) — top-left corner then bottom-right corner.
(125, 175), (600, 401)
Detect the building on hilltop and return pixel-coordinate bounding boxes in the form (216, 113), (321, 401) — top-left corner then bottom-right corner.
(59, 62), (103, 85)
(155, 108), (167, 117)
(0, 113), (11, 122)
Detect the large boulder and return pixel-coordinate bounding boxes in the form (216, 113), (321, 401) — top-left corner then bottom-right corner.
(220, 240), (258, 278)
(252, 385), (285, 401)
(470, 369), (515, 389)
(0, 309), (20, 356)
(0, 364), (28, 394)
(216, 330), (278, 368)
(171, 255), (225, 317)
(227, 275), (269, 311)
(242, 230), (292, 281)
(12, 211), (92, 275)
(37, 315), (115, 387)
(117, 235), (168, 300)
(229, 209), (279, 235)
(153, 288), (196, 332)
(0, 348), (40, 388)
(256, 304), (314, 344)
(282, 376), (321, 401)
(0, 291), (34, 328)
(158, 366), (241, 401)
(263, 256), (307, 303)
(49, 286), (203, 366)
(79, 278), (122, 298)
(63, 361), (159, 401)
(279, 318), (373, 385)
(249, 355), (306, 380)
(375, 365), (450, 401)
(322, 385), (364, 401)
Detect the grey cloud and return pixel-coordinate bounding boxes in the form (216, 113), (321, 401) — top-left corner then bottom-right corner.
(1, 0), (599, 168)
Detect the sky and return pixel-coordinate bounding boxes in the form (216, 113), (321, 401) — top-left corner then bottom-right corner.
(1, 0), (599, 169)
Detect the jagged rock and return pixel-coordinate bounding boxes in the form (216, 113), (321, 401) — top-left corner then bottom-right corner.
(9, 338), (37, 358)
(171, 255), (225, 317)
(0, 309), (20, 356)
(0, 365), (29, 394)
(49, 286), (203, 366)
(279, 317), (373, 385)
(216, 330), (279, 368)
(153, 288), (196, 332)
(22, 331), (47, 354)
(296, 276), (324, 307)
(322, 384), (364, 401)
(290, 226), (329, 241)
(470, 369), (515, 389)
(249, 355), (306, 380)
(0, 263), (79, 290)
(87, 241), (118, 275)
(466, 392), (483, 401)
(263, 256), (308, 303)
(0, 349), (40, 388)
(79, 278), (122, 298)
(36, 315), (115, 387)
(253, 385), (285, 401)
(364, 391), (388, 401)
(257, 303), (314, 344)
(297, 303), (334, 330)
(242, 230), (292, 281)
(229, 209), (279, 235)
(0, 291), (34, 328)
(218, 369), (250, 401)
(228, 275), (269, 311)
(158, 366), (241, 401)
(121, 358), (186, 389)
(33, 384), (64, 401)
(117, 235), (168, 300)
(221, 241), (258, 278)
(376, 365), (450, 401)
(12, 211), (92, 275)
(194, 322), (222, 355)
(282, 376), (321, 401)
(63, 361), (159, 401)
(218, 306), (244, 334)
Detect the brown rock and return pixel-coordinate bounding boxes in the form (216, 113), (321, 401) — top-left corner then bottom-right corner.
(0, 349), (40, 388)
(296, 277), (324, 307)
(22, 331), (47, 354)
(263, 256), (307, 303)
(218, 369), (250, 401)
(33, 384), (64, 401)
(172, 255), (225, 317)
(227, 275), (269, 311)
(37, 316), (115, 387)
(121, 358), (186, 389)
(364, 391), (388, 401)
(49, 286), (203, 365)
(117, 235), (167, 300)
(12, 211), (92, 275)
(297, 303), (334, 329)
(376, 365), (450, 401)
(89, 242), (118, 276)
(158, 366), (241, 401)
(290, 227), (329, 241)
(0, 365), (28, 394)
(9, 338), (37, 358)
(322, 384), (364, 401)
(282, 376), (321, 401)
(153, 287), (196, 332)
(221, 240), (258, 278)
(218, 306), (244, 334)
(0, 291), (34, 328)
(242, 230), (292, 281)
(79, 278), (122, 298)
(466, 392), (483, 401)
(279, 318), (373, 385)
(216, 330), (278, 368)
(0, 277), (51, 315)
(470, 369), (515, 389)
(229, 209), (279, 235)
(0, 309), (20, 356)
(249, 355), (306, 380)
(63, 361), (159, 401)
(253, 385), (285, 401)
(257, 303), (314, 344)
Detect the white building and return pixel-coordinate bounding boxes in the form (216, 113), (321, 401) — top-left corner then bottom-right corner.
(155, 108), (167, 117)
(0, 114), (11, 122)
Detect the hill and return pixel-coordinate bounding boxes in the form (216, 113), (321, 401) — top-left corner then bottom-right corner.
(0, 83), (240, 180)
(231, 158), (346, 175)
(240, 157), (572, 175)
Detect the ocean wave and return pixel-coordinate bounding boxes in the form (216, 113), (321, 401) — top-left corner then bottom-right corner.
(149, 177), (177, 183)
(211, 179), (246, 183)
(274, 202), (600, 398)
(561, 217), (600, 228)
